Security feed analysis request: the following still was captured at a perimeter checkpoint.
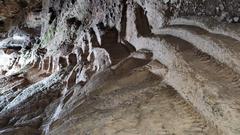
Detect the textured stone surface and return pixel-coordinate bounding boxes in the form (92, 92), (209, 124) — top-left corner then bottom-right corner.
(0, 0), (240, 135)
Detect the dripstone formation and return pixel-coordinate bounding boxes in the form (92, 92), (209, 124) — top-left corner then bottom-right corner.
(0, 0), (240, 135)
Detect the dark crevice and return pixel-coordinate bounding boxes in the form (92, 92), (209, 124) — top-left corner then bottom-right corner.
(59, 57), (68, 68)
(134, 4), (152, 37)
(96, 22), (106, 31)
(17, 0), (28, 8)
(0, 20), (5, 27)
(66, 17), (82, 29)
(101, 27), (134, 64)
(68, 53), (77, 66)
(71, 0), (76, 4)
(89, 28), (100, 47)
(49, 7), (57, 24)
(120, 0), (128, 40)
(121, 40), (136, 52)
(5, 46), (22, 51)
(20, 27), (41, 37)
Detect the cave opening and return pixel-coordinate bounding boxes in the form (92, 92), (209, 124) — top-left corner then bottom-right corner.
(101, 27), (135, 64)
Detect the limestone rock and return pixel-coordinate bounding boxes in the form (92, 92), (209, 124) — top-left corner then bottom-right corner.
(0, 0), (240, 135)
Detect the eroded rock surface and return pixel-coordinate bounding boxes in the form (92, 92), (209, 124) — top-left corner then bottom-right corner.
(0, 0), (240, 135)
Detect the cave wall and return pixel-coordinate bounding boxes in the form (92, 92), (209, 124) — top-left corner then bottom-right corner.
(0, 0), (240, 135)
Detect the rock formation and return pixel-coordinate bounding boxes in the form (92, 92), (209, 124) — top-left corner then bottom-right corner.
(0, 0), (240, 135)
